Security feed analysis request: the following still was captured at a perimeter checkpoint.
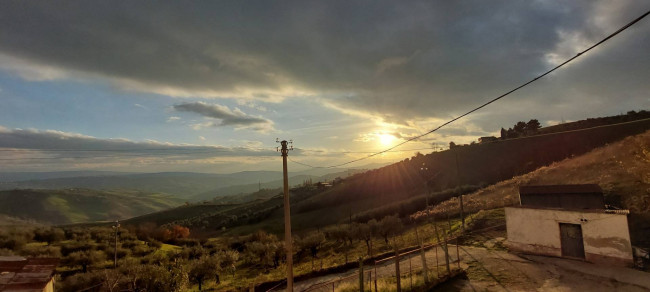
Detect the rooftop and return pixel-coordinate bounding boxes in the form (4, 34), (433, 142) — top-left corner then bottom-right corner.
(518, 184), (605, 210)
(0, 257), (58, 292)
(519, 184), (603, 195)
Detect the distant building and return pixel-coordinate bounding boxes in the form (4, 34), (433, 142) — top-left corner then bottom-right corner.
(315, 182), (332, 189)
(0, 257), (58, 292)
(505, 184), (634, 266)
(478, 136), (498, 144)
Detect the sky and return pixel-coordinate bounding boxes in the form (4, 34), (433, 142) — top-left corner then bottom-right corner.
(0, 0), (649, 173)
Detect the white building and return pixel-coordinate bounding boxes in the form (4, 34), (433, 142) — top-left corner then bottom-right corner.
(505, 184), (634, 266)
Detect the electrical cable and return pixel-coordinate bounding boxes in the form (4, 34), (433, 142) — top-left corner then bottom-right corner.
(300, 9), (650, 169)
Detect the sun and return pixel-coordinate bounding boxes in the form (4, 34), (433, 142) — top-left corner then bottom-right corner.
(378, 133), (396, 146)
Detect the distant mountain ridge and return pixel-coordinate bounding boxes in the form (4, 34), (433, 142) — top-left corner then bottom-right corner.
(191, 169), (366, 201)
(0, 188), (182, 225)
(0, 171), (132, 183)
(0, 168), (371, 201)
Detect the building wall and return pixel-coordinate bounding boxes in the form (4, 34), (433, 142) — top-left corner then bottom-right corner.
(44, 278), (54, 292)
(505, 207), (633, 266)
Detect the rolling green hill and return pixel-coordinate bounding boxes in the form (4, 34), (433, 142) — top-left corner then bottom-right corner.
(0, 189), (182, 225)
(191, 169), (365, 202)
(77, 114), (650, 239)
(122, 185), (324, 237)
(0, 170), (366, 202)
(0, 172), (253, 199)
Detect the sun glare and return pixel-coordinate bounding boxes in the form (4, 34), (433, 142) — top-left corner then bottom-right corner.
(378, 133), (395, 146)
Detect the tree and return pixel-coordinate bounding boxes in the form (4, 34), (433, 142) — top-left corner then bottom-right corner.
(166, 259), (190, 292)
(244, 231), (280, 269)
(171, 225), (190, 239)
(66, 250), (106, 273)
(119, 258), (146, 291)
(506, 128), (517, 139)
(244, 241), (274, 268)
(377, 215), (402, 244)
(33, 227), (65, 244)
(182, 245), (206, 260)
(325, 224), (353, 263)
(219, 250), (239, 279)
(355, 220), (377, 257)
(513, 121), (527, 135)
(526, 119), (541, 134)
(0, 231), (28, 251)
(101, 269), (122, 292)
(189, 256), (220, 291)
(296, 231), (325, 271)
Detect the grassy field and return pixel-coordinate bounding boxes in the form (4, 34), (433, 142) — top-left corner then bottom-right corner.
(0, 189), (182, 225)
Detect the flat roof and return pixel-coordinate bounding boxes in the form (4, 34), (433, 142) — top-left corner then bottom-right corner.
(507, 205), (629, 215)
(0, 257), (58, 292)
(519, 184), (603, 195)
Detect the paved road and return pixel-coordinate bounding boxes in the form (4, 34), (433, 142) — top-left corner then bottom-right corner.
(280, 245), (649, 292)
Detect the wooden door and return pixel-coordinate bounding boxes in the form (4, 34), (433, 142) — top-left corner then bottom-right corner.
(560, 223), (585, 259)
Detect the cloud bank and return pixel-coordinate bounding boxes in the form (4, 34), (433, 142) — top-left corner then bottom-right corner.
(0, 1), (648, 130)
(173, 102), (274, 131)
(0, 126), (277, 156)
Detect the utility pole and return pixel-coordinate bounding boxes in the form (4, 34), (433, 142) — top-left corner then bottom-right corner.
(420, 163), (429, 208)
(112, 220), (120, 268)
(277, 139), (294, 291)
(454, 149), (465, 231)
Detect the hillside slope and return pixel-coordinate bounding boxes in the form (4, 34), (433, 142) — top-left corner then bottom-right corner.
(428, 130), (650, 247)
(0, 170), (364, 202)
(286, 118), (650, 220)
(0, 189), (182, 225)
(0, 173), (253, 199)
(191, 169), (364, 202)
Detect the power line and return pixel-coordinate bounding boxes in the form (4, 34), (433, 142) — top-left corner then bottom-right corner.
(0, 146), (440, 161)
(2, 10), (648, 167)
(288, 147), (441, 168)
(300, 9), (650, 169)
(297, 147), (441, 154)
(288, 157), (326, 168)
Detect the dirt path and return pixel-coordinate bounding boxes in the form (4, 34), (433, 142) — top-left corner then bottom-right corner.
(284, 245), (649, 291)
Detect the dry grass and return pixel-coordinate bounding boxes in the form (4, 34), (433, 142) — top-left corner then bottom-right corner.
(425, 130), (650, 216)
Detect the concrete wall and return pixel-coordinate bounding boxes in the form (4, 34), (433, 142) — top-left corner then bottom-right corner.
(44, 278), (54, 292)
(505, 207), (633, 266)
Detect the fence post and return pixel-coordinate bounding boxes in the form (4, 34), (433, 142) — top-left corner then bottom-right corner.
(415, 225), (429, 283)
(435, 242), (439, 277)
(374, 261), (378, 292)
(394, 245), (401, 292)
(434, 217), (451, 275)
(409, 255), (412, 290)
(446, 214), (453, 275)
(456, 237), (461, 269)
(359, 257), (364, 292)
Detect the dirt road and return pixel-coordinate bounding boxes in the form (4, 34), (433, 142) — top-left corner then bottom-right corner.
(286, 245), (649, 291)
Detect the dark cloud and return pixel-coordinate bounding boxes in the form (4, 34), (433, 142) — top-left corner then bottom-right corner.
(0, 126), (278, 157)
(0, 0), (648, 126)
(173, 102), (273, 129)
